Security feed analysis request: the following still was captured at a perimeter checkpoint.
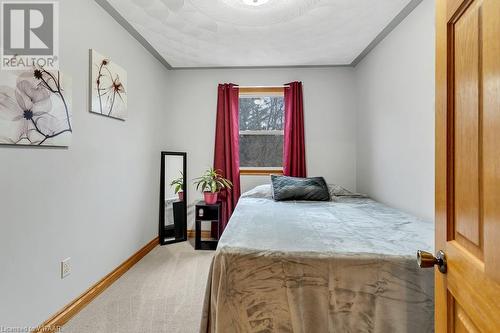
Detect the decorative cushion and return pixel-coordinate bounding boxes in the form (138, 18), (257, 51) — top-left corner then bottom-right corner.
(271, 175), (330, 201)
(328, 184), (366, 198)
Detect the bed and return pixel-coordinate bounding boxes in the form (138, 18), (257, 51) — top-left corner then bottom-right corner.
(200, 185), (434, 333)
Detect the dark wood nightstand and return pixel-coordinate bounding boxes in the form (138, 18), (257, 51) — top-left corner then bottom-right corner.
(195, 201), (221, 250)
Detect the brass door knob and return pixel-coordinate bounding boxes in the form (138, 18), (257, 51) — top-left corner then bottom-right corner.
(417, 250), (447, 274)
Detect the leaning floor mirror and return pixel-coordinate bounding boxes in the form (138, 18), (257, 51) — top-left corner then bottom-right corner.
(159, 151), (187, 245)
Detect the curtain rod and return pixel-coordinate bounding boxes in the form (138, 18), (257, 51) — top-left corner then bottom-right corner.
(233, 85), (289, 88)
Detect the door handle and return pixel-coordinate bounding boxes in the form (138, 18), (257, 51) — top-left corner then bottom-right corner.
(417, 250), (447, 274)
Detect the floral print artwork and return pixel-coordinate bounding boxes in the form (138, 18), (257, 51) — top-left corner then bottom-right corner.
(0, 68), (72, 146)
(90, 49), (127, 120)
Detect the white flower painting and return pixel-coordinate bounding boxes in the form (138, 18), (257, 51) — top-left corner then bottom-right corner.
(90, 49), (127, 120)
(0, 68), (72, 146)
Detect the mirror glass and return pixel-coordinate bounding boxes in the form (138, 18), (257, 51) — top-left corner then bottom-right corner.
(160, 152), (187, 245)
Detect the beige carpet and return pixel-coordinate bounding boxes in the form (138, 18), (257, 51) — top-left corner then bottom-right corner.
(63, 241), (214, 333)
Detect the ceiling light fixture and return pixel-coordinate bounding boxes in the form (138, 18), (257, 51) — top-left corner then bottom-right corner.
(242, 0), (270, 6)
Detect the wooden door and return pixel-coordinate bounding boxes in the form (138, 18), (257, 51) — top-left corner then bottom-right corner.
(435, 0), (500, 331)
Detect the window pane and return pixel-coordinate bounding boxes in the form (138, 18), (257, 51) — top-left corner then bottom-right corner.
(239, 96), (284, 131)
(239, 134), (283, 167)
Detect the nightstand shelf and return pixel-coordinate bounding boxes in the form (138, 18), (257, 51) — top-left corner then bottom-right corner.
(195, 201), (221, 250)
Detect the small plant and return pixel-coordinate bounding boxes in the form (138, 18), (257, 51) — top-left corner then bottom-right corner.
(194, 168), (233, 193)
(169, 172), (184, 194)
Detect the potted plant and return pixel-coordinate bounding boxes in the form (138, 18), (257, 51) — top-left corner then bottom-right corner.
(193, 167), (233, 204)
(170, 172), (184, 201)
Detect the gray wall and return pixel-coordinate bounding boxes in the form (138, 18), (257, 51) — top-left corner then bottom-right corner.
(0, 0), (171, 327)
(354, 0), (435, 221)
(166, 67), (358, 228)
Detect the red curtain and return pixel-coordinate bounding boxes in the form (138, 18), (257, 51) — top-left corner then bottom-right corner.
(213, 83), (241, 238)
(283, 81), (307, 177)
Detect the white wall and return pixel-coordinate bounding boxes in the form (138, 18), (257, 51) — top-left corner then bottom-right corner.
(166, 68), (357, 227)
(0, 0), (171, 327)
(354, 0), (435, 221)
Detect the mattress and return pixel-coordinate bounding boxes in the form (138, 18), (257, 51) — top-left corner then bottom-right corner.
(200, 195), (435, 333)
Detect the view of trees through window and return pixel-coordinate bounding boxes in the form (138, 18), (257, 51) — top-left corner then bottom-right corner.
(239, 96), (284, 168)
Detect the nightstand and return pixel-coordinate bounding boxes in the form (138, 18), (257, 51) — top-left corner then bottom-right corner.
(195, 201), (221, 250)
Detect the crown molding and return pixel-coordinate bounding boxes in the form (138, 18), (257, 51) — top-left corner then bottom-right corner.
(350, 0), (423, 67)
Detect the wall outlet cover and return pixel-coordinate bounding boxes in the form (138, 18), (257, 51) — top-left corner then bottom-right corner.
(61, 257), (71, 279)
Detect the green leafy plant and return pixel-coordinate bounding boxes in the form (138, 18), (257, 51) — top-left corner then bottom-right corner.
(169, 172), (184, 194)
(193, 167), (233, 193)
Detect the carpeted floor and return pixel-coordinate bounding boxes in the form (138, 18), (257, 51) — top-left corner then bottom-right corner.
(63, 241), (214, 333)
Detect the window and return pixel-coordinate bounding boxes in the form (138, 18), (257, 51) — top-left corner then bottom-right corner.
(239, 87), (284, 175)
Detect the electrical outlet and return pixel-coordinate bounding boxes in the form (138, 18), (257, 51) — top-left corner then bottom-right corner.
(61, 257), (71, 279)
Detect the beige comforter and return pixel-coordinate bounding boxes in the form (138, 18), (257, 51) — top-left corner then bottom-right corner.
(200, 196), (434, 333)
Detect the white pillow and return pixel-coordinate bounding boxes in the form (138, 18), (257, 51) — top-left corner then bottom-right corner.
(241, 184), (273, 199)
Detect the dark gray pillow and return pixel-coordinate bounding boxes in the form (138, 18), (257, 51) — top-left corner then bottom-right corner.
(271, 175), (331, 201)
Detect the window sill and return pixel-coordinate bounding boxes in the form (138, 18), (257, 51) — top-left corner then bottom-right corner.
(240, 169), (284, 176)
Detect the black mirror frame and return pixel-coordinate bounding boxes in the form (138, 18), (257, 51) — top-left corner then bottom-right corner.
(159, 151), (187, 245)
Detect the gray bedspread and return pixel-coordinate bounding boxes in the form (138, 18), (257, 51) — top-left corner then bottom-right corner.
(200, 196), (434, 333)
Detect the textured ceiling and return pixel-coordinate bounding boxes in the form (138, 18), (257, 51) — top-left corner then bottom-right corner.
(106, 0), (412, 68)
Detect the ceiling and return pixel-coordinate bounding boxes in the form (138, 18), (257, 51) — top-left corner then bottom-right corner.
(104, 0), (413, 68)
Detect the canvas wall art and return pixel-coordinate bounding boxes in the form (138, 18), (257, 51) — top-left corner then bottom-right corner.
(90, 49), (127, 120)
(0, 68), (72, 146)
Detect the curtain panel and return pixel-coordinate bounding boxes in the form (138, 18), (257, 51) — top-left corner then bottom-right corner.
(213, 83), (241, 237)
(284, 81), (307, 177)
